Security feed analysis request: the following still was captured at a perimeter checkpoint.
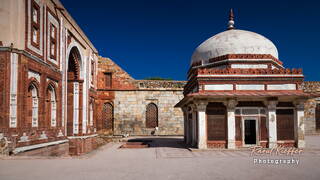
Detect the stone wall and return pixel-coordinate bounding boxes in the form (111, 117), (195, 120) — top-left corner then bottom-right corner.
(114, 90), (184, 136)
(303, 82), (320, 135)
(97, 57), (186, 136)
(15, 142), (69, 156)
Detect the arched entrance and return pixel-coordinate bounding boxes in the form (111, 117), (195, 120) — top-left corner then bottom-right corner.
(102, 102), (113, 130)
(66, 47), (83, 136)
(146, 103), (158, 128)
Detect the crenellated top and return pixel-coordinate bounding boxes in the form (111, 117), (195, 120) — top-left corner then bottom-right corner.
(136, 80), (186, 90)
(197, 67), (303, 76)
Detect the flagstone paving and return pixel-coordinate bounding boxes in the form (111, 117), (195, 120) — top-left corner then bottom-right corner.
(1, 136), (320, 180)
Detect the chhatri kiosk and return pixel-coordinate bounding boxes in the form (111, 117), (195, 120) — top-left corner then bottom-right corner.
(176, 10), (312, 149)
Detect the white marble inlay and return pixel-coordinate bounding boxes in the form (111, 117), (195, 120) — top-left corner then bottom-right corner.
(231, 64), (268, 69)
(39, 131), (48, 140)
(236, 84), (265, 90)
(27, 0), (43, 56)
(28, 71), (40, 82)
(267, 84), (296, 90)
(47, 11), (59, 65)
(9, 53), (18, 128)
(73, 82), (79, 134)
(204, 84), (233, 90)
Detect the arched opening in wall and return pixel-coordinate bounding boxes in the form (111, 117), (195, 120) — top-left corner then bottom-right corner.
(46, 84), (57, 127)
(102, 102), (113, 131)
(146, 103), (158, 128)
(27, 83), (39, 128)
(316, 103), (320, 130)
(66, 47), (82, 136)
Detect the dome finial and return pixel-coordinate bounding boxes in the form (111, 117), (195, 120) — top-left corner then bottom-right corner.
(227, 9), (235, 30)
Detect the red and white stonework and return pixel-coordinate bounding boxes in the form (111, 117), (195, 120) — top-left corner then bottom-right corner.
(0, 0), (186, 156)
(0, 2), (319, 156)
(176, 10), (320, 149)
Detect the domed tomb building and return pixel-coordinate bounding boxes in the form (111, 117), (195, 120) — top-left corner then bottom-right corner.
(176, 10), (316, 149)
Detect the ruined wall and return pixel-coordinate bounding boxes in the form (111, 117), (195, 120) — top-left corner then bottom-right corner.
(114, 90), (184, 136)
(97, 57), (186, 136)
(303, 81), (320, 135)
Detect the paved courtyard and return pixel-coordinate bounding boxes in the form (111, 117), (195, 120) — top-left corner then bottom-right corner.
(1, 136), (320, 180)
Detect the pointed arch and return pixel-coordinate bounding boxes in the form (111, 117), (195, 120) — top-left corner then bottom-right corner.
(102, 102), (114, 130)
(46, 82), (57, 127)
(66, 45), (83, 136)
(67, 47), (81, 80)
(146, 103), (158, 128)
(27, 81), (39, 127)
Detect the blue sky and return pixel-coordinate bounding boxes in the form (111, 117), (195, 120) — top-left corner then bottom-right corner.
(60, 0), (319, 81)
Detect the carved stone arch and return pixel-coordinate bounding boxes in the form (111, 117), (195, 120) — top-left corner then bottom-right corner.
(102, 102), (114, 131)
(46, 81), (58, 127)
(46, 81), (58, 100)
(67, 47), (81, 80)
(66, 44), (84, 136)
(146, 103), (158, 128)
(26, 79), (40, 128)
(27, 77), (40, 97)
(66, 43), (83, 79)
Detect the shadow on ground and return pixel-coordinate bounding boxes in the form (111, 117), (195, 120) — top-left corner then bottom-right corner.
(127, 137), (187, 149)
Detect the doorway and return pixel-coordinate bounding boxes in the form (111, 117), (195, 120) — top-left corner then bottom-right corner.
(244, 119), (256, 145)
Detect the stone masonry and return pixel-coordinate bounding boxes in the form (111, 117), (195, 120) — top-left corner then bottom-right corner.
(303, 81), (320, 135)
(96, 57), (186, 136)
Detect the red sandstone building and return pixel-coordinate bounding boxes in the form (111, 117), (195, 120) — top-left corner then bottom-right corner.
(0, 0), (185, 156)
(176, 10), (319, 149)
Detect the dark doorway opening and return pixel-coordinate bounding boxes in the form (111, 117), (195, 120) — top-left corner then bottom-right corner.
(244, 120), (256, 144)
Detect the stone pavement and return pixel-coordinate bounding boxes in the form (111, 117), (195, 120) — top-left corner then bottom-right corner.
(0, 136), (320, 180)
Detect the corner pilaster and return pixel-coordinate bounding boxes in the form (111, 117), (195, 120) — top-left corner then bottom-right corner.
(294, 100), (306, 148)
(224, 99), (237, 149)
(266, 100), (278, 148)
(195, 101), (208, 149)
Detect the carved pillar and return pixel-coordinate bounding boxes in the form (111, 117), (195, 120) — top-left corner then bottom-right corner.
(294, 100), (306, 148)
(195, 101), (208, 149)
(267, 100), (278, 148)
(224, 99), (237, 149)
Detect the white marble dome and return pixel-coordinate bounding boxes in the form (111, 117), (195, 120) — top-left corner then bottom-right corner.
(191, 29), (278, 65)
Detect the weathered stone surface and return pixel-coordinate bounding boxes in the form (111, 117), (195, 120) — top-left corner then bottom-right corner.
(303, 82), (320, 135)
(113, 91), (184, 136)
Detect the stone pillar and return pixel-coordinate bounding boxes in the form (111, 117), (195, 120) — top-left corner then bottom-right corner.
(294, 101), (306, 148)
(191, 105), (197, 147)
(267, 100), (278, 148)
(186, 106), (192, 145)
(196, 102), (208, 149)
(224, 99), (237, 149)
(181, 106), (188, 144)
